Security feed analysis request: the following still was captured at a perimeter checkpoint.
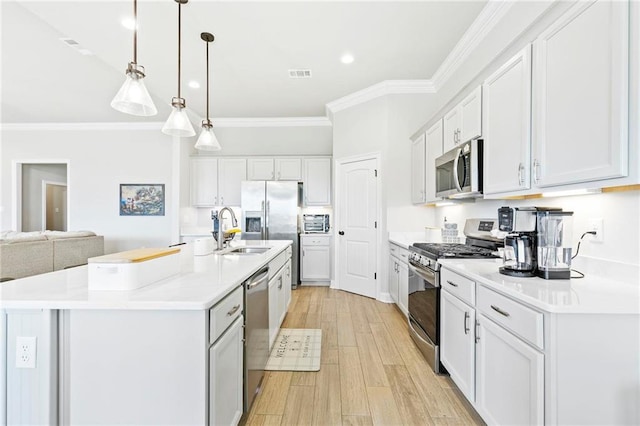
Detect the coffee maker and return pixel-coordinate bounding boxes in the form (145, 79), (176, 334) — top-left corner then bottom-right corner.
(498, 207), (541, 277)
(536, 210), (574, 279)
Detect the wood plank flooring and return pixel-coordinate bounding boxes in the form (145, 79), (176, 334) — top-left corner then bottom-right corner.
(243, 287), (484, 426)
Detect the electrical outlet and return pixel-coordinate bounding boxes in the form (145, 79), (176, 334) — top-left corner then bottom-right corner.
(588, 218), (604, 243)
(15, 336), (37, 369)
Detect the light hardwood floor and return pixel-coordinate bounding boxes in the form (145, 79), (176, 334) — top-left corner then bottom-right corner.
(243, 286), (484, 426)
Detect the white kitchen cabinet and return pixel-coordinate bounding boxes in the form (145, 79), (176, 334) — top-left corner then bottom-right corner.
(532, 0), (629, 187)
(441, 290), (476, 403)
(397, 261), (408, 316)
(410, 133), (426, 204)
(388, 242), (409, 316)
(425, 119), (444, 203)
(300, 235), (331, 282)
(217, 158), (247, 206)
(209, 316), (244, 426)
(475, 314), (544, 426)
(303, 158), (331, 206)
(275, 158), (303, 181)
(283, 259), (292, 310)
(443, 86), (482, 154)
(247, 158), (275, 180)
(191, 158), (218, 206)
(388, 256), (399, 304)
(483, 46), (532, 195)
(268, 267), (282, 349)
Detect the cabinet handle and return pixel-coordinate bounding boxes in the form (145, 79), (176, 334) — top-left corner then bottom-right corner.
(227, 304), (241, 316)
(271, 171), (275, 179)
(464, 311), (470, 335)
(475, 320), (480, 343)
(278, 171), (281, 180)
(287, 267), (290, 277)
(214, 196), (218, 205)
(446, 280), (458, 287)
(518, 163), (525, 186)
(533, 159), (540, 184)
(302, 249), (305, 256)
(220, 196), (224, 205)
(278, 277), (282, 290)
(490, 305), (510, 317)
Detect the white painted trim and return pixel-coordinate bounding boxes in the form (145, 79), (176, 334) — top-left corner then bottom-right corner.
(41, 180), (67, 232)
(431, 0), (515, 90)
(330, 279), (338, 290)
(0, 117), (332, 131)
(326, 80), (435, 115)
(378, 292), (394, 304)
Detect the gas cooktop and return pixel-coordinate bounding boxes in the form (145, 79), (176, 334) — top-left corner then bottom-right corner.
(411, 242), (498, 259)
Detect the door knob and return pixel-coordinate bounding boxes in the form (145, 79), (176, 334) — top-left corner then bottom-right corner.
(338, 231), (345, 235)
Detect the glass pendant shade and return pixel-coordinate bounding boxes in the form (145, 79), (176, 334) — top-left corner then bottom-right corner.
(162, 102), (196, 137)
(194, 122), (221, 151)
(111, 66), (157, 116)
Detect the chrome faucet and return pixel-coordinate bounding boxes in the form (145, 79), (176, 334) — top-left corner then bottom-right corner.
(213, 207), (238, 250)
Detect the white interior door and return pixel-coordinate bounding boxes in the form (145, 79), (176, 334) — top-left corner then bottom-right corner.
(337, 158), (378, 298)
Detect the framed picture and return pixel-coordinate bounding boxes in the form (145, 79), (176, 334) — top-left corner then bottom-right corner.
(119, 184), (165, 216)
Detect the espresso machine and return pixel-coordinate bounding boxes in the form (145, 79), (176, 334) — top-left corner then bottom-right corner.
(498, 207), (541, 277)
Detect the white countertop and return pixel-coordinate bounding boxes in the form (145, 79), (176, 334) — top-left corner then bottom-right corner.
(388, 231), (442, 249)
(439, 258), (640, 314)
(0, 240), (292, 311)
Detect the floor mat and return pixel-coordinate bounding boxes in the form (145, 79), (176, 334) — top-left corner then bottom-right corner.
(265, 328), (321, 371)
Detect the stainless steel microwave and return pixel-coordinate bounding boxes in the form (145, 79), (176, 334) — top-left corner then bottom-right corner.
(435, 139), (483, 199)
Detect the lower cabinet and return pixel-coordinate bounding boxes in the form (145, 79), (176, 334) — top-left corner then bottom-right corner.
(475, 315), (544, 425)
(209, 316), (244, 426)
(397, 261), (408, 315)
(284, 259), (292, 312)
(300, 235), (331, 282)
(388, 256), (399, 304)
(389, 243), (409, 316)
(268, 258), (292, 349)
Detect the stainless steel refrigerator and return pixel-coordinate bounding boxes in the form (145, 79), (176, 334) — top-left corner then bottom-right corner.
(241, 181), (301, 286)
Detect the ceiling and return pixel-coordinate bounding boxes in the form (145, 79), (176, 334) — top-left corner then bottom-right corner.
(0, 1), (486, 124)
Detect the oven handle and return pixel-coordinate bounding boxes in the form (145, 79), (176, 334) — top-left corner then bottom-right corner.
(408, 263), (439, 288)
(409, 316), (436, 348)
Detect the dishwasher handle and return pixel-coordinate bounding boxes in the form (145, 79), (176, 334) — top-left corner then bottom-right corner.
(246, 266), (269, 291)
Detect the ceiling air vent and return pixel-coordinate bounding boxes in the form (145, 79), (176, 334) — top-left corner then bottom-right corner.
(60, 38), (94, 56)
(288, 69), (312, 79)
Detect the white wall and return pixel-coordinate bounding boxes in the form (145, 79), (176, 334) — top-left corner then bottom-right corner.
(1, 128), (176, 253)
(21, 163), (67, 232)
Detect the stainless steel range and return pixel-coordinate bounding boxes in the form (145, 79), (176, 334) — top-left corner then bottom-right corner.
(407, 218), (502, 374)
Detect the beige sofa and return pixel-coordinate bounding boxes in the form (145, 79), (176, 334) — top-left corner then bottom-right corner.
(0, 231), (104, 280)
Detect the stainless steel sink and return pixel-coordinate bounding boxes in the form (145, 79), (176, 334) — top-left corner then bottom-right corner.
(224, 247), (270, 255)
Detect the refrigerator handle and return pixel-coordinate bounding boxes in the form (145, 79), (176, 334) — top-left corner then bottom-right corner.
(261, 200), (266, 240)
(265, 200), (270, 240)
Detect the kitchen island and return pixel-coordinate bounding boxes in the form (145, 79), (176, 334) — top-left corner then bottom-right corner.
(0, 240), (292, 425)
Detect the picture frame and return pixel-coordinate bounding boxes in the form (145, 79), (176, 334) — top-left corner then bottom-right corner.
(119, 184), (165, 216)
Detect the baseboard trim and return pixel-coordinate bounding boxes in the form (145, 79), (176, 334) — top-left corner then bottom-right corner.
(299, 282), (331, 287)
(377, 292), (394, 304)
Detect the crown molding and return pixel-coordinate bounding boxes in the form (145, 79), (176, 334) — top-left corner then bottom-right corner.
(326, 80), (436, 115)
(0, 117), (332, 131)
(431, 0), (514, 90)
(212, 117), (332, 128)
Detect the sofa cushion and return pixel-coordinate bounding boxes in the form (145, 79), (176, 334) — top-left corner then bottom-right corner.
(44, 230), (96, 240)
(0, 231), (48, 243)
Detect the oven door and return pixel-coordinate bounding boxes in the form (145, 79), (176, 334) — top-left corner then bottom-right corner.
(408, 263), (439, 345)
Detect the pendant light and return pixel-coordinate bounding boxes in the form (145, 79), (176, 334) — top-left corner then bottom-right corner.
(111, 0), (157, 116)
(162, 0), (196, 137)
(194, 33), (221, 151)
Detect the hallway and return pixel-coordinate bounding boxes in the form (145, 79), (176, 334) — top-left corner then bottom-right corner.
(244, 286), (483, 425)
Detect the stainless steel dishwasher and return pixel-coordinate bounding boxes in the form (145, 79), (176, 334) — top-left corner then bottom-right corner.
(244, 266), (269, 412)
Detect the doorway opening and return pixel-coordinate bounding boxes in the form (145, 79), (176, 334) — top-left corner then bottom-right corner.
(42, 181), (68, 231)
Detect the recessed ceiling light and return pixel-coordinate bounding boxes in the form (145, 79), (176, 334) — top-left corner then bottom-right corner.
(121, 17), (136, 31)
(188, 81), (201, 89)
(341, 54), (354, 64)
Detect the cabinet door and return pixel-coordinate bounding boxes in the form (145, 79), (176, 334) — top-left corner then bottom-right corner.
(440, 291), (475, 402)
(284, 260), (292, 310)
(275, 158), (302, 181)
(303, 158), (331, 206)
(397, 261), (408, 316)
(301, 245), (331, 281)
(476, 315), (544, 425)
(218, 158), (247, 206)
(532, 0), (629, 187)
(443, 107), (460, 154)
(277, 273), (286, 327)
(388, 257), (399, 304)
(191, 158), (218, 206)
(247, 158), (275, 181)
(425, 120), (444, 203)
(410, 133), (426, 204)
(460, 86), (482, 143)
(209, 316), (243, 426)
(483, 46), (532, 195)
(268, 274), (279, 349)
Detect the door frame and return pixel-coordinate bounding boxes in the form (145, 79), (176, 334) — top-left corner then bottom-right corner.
(12, 159), (70, 231)
(333, 151), (382, 299)
(41, 180), (67, 231)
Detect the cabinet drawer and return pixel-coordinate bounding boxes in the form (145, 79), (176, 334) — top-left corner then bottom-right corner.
(477, 285), (543, 350)
(389, 243), (409, 264)
(210, 285), (244, 343)
(440, 268), (475, 305)
(302, 236), (330, 246)
(269, 250), (288, 280)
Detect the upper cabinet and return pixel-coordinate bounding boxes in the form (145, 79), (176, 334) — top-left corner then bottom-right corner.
(303, 158), (331, 206)
(443, 86), (482, 154)
(191, 158), (219, 206)
(425, 120), (444, 203)
(275, 158), (303, 181)
(217, 159), (247, 206)
(483, 46), (532, 195)
(410, 133), (426, 204)
(532, 0), (629, 187)
(247, 158), (275, 181)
